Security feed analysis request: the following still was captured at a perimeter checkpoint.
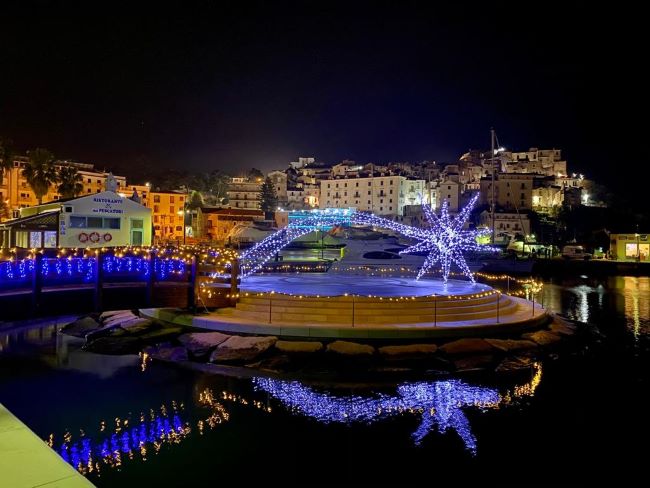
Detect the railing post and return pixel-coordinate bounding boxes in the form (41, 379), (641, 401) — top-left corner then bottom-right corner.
(187, 254), (197, 313)
(31, 253), (43, 317)
(507, 276), (510, 294)
(146, 250), (155, 307)
(94, 250), (103, 312)
(496, 292), (500, 324)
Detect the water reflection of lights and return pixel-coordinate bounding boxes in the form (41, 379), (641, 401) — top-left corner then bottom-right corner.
(571, 285), (592, 323)
(253, 363), (542, 455)
(622, 277), (650, 339)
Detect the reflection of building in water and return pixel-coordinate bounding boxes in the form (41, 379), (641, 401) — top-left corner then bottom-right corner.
(254, 363), (542, 455)
(622, 277), (650, 339)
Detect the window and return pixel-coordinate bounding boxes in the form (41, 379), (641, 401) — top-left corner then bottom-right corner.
(96, 179), (101, 184)
(368, 200), (371, 204)
(87, 178), (91, 183)
(105, 218), (120, 229)
(70, 216), (86, 228)
(87, 217), (103, 228)
(389, 206), (392, 211)
(355, 182), (359, 187)
(389, 189), (393, 194)
(344, 183), (347, 187)
(368, 182), (371, 186)
(179, 196), (184, 202)
(169, 207), (174, 214)
(64, 206), (73, 213)
(170, 196), (175, 203)
(154, 216), (159, 223)
(154, 195), (160, 203)
(520, 193), (525, 199)
(389, 199), (392, 203)
(389, 180), (393, 185)
(368, 190), (371, 195)
(335, 183), (339, 188)
(380, 199), (383, 204)
(154, 205), (159, 213)
(176, 226), (182, 231)
(344, 191), (347, 196)
(448, 186), (451, 190)
(87, 189), (92, 193)
(380, 181), (384, 185)
(521, 183), (526, 189)
(380, 206), (383, 211)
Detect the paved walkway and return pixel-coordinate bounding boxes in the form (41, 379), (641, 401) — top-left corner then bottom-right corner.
(0, 404), (93, 487)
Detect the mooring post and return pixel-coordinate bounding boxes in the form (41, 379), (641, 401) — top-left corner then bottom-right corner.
(94, 250), (103, 312)
(230, 258), (239, 297)
(187, 254), (197, 313)
(31, 252), (43, 316)
(146, 250), (155, 307)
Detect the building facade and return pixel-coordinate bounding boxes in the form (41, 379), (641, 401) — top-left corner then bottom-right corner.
(319, 175), (426, 216)
(148, 191), (186, 243)
(480, 173), (534, 210)
(227, 177), (262, 209)
(199, 208), (264, 243)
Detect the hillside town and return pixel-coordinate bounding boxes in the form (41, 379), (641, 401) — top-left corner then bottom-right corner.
(0, 141), (645, 261)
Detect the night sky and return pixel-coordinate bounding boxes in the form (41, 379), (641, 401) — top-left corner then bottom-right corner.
(0, 1), (643, 194)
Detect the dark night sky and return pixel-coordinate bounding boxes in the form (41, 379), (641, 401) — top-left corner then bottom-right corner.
(0, 1), (644, 193)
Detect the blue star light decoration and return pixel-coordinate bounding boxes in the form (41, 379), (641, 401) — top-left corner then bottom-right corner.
(399, 193), (498, 282)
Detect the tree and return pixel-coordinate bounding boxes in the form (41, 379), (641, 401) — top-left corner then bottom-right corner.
(0, 199), (10, 221)
(248, 167), (264, 181)
(57, 166), (83, 198)
(22, 148), (58, 205)
(0, 137), (14, 180)
(259, 177), (278, 214)
(187, 190), (204, 210)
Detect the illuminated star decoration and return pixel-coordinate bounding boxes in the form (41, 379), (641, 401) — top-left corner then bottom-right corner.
(400, 193), (497, 282)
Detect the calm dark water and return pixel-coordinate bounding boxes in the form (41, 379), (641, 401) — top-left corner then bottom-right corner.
(1, 276), (648, 485)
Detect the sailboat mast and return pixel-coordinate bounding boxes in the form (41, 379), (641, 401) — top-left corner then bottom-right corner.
(490, 128), (496, 244)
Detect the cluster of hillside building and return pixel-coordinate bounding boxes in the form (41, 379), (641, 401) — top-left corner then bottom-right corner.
(1, 147), (603, 250)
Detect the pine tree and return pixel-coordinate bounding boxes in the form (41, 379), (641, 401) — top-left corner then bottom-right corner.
(259, 177), (278, 214)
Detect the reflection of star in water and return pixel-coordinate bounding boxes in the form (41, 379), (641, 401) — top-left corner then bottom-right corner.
(399, 193), (498, 282)
(253, 377), (500, 454)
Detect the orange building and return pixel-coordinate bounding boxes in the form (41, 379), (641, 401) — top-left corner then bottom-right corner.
(199, 207), (264, 243)
(147, 190), (188, 243)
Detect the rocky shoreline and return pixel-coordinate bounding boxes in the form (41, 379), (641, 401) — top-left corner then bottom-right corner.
(60, 309), (590, 379)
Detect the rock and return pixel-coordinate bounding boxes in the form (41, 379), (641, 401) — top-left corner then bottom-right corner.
(119, 318), (156, 335)
(143, 343), (188, 362)
(84, 322), (125, 341)
(103, 312), (138, 327)
(326, 341), (375, 356)
(485, 338), (537, 353)
(84, 336), (141, 355)
(522, 330), (562, 346)
(99, 309), (134, 321)
(549, 320), (576, 337)
(275, 340), (323, 354)
(439, 338), (494, 356)
(210, 336), (278, 363)
(138, 327), (185, 344)
(378, 344), (438, 359)
(255, 355), (293, 372)
(495, 356), (534, 374)
(453, 354), (494, 371)
(178, 332), (231, 358)
(60, 316), (101, 338)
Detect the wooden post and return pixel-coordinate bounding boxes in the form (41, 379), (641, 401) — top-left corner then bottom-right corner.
(94, 250), (103, 312)
(188, 254), (197, 313)
(31, 253), (43, 316)
(146, 250), (155, 307)
(230, 258), (239, 296)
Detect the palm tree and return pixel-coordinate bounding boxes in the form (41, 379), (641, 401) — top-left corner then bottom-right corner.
(57, 166), (83, 198)
(22, 148), (58, 205)
(0, 137), (14, 180)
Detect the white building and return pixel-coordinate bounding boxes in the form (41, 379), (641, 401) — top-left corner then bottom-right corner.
(267, 171), (288, 205)
(505, 148), (567, 177)
(436, 179), (461, 212)
(480, 173), (535, 210)
(479, 210), (531, 243)
(227, 177), (262, 209)
(1, 191), (152, 249)
(319, 175), (426, 216)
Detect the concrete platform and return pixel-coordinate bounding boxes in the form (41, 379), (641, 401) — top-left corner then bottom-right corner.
(0, 404), (94, 488)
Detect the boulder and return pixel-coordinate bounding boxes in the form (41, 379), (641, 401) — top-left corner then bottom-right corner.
(439, 338), (494, 356)
(84, 336), (141, 355)
(326, 341), (375, 356)
(378, 344), (438, 359)
(210, 336), (278, 363)
(275, 340), (323, 354)
(495, 356), (535, 375)
(138, 327), (185, 344)
(178, 332), (231, 357)
(103, 312), (138, 327)
(549, 320), (576, 337)
(522, 330), (562, 346)
(143, 343), (188, 362)
(99, 309), (134, 321)
(484, 338), (537, 353)
(60, 316), (101, 338)
(453, 354), (494, 372)
(119, 318), (156, 335)
(84, 322), (126, 341)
